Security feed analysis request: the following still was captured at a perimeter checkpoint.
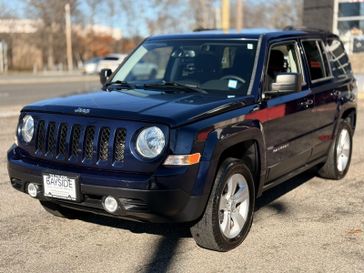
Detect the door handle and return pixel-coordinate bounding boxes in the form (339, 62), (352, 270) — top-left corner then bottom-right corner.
(299, 99), (314, 107)
(331, 90), (340, 97)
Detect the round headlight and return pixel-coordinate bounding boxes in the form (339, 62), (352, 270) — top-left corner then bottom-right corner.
(21, 115), (34, 143)
(136, 126), (165, 159)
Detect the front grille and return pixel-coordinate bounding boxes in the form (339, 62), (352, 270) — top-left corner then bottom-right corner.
(114, 128), (126, 161)
(58, 123), (68, 157)
(46, 122), (56, 155)
(70, 125), (81, 157)
(35, 120), (126, 166)
(99, 128), (111, 161)
(84, 126), (95, 160)
(36, 120), (46, 153)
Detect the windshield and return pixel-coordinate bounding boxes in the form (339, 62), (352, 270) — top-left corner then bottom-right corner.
(111, 39), (258, 96)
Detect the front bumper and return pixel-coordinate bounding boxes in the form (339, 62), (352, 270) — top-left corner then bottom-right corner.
(7, 145), (207, 223)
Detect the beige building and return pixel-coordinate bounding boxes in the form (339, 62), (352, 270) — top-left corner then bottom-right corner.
(0, 19), (43, 71)
(303, 0), (364, 53)
(0, 19), (123, 71)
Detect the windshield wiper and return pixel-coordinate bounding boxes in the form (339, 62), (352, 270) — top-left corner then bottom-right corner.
(144, 81), (207, 94)
(103, 80), (134, 91)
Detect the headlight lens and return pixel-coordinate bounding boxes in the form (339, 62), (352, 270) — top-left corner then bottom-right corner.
(21, 115), (34, 143)
(136, 126), (165, 159)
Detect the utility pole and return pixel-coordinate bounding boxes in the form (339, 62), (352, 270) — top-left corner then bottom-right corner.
(201, 0), (208, 29)
(65, 3), (73, 71)
(236, 0), (244, 31)
(215, 6), (221, 29)
(221, 0), (230, 32)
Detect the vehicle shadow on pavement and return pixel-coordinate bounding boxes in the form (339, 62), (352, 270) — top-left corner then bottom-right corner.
(74, 212), (192, 237)
(73, 211), (188, 273)
(255, 169), (317, 212)
(139, 235), (182, 273)
(71, 169), (317, 273)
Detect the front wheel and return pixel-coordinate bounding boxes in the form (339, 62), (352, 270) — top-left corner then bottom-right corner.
(318, 120), (353, 180)
(190, 158), (255, 251)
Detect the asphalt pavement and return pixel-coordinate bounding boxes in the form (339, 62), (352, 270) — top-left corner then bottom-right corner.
(0, 79), (363, 273)
(0, 76), (100, 108)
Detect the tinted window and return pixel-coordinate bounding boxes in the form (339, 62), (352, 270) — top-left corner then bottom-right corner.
(264, 42), (301, 92)
(318, 41), (331, 77)
(113, 40), (258, 96)
(326, 39), (352, 78)
(302, 40), (328, 81)
(127, 46), (172, 81)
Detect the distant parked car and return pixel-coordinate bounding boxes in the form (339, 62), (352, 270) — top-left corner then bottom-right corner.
(97, 54), (127, 73)
(82, 57), (101, 74)
(126, 61), (159, 81)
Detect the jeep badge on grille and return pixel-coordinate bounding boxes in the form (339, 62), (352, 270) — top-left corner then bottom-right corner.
(74, 107), (90, 114)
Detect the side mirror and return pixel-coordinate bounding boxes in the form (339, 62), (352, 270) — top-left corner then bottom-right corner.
(271, 73), (302, 93)
(100, 69), (112, 85)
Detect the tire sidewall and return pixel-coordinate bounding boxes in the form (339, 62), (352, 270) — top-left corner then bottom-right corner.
(212, 160), (255, 250)
(333, 121), (353, 179)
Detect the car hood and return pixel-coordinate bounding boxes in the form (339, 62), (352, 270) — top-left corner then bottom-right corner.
(23, 89), (253, 127)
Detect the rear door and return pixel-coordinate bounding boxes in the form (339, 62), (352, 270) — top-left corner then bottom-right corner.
(301, 39), (338, 160)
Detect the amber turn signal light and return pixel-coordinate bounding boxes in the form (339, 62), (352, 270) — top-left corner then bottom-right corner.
(163, 153), (201, 166)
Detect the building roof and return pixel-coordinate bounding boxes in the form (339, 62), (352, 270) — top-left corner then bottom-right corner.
(0, 19), (39, 34)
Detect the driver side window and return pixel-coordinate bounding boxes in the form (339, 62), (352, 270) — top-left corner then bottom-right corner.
(264, 42), (301, 93)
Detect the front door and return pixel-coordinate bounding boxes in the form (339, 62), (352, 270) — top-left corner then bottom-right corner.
(259, 41), (316, 182)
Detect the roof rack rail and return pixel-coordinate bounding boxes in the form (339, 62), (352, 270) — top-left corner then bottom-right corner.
(283, 26), (328, 32)
(193, 27), (220, 32)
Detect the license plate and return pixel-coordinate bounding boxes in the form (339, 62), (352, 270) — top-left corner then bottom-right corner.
(43, 173), (79, 201)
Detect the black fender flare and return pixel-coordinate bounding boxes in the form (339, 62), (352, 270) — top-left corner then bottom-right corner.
(200, 122), (267, 198)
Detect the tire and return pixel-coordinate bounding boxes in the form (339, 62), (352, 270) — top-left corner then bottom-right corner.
(190, 158), (255, 252)
(318, 120), (353, 180)
(40, 201), (77, 219)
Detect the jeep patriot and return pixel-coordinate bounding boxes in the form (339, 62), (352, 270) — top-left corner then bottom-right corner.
(8, 28), (357, 251)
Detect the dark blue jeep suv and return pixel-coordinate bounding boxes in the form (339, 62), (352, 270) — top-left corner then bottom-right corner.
(7, 29), (357, 251)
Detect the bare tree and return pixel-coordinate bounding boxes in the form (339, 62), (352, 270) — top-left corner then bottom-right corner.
(26, 0), (79, 70)
(85, 0), (100, 26)
(190, 0), (216, 30)
(268, 0), (303, 28)
(244, 0), (303, 29)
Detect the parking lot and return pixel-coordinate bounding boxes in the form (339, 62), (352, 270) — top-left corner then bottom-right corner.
(0, 80), (363, 273)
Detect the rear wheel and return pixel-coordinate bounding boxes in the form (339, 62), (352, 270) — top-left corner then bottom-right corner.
(318, 120), (353, 180)
(40, 201), (77, 218)
(190, 158), (255, 251)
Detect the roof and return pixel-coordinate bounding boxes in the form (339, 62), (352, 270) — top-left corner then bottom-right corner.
(147, 28), (338, 41)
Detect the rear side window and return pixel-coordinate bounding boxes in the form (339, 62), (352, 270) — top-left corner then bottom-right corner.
(326, 39), (352, 78)
(302, 40), (330, 81)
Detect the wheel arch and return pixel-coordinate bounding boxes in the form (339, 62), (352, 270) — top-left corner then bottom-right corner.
(341, 107), (356, 132)
(204, 126), (267, 198)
